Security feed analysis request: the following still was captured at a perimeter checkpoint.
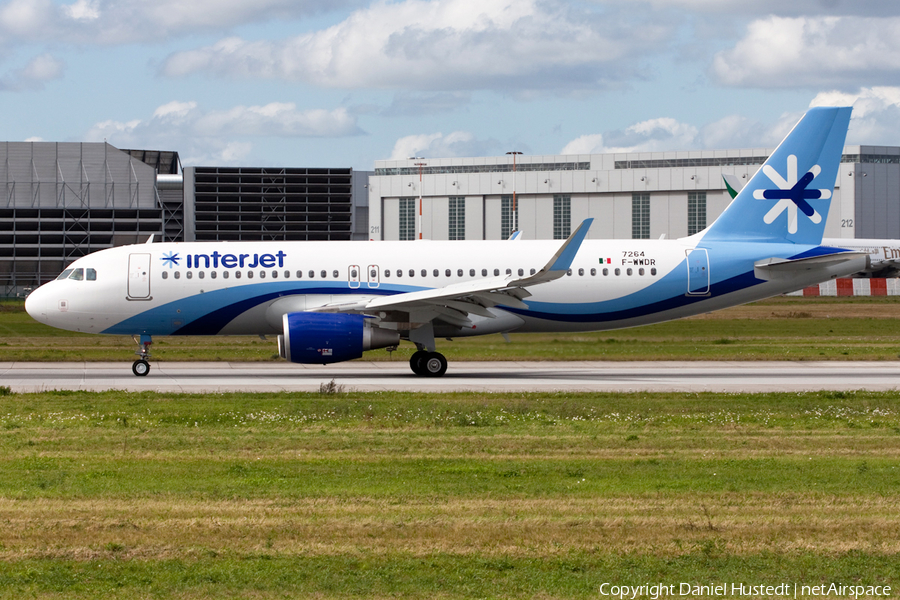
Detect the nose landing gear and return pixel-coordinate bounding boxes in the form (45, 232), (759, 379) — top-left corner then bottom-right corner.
(132, 334), (152, 376)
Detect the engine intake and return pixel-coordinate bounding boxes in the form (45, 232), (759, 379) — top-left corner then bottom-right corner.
(278, 312), (399, 364)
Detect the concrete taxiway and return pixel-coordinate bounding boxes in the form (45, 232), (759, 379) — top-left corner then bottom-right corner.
(2, 361), (899, 393)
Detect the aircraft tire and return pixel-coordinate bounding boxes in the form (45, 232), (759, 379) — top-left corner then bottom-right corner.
(409, 350), (428, 376)
(132, 359), (151, 377)
(422, 352), (448, 377)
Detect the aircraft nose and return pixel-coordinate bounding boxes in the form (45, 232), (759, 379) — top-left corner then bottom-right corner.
(25, 284), (54, 325)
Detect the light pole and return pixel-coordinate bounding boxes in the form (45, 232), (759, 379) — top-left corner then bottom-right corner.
(415, 161), (426, 240)
(506, 151), (522, 234)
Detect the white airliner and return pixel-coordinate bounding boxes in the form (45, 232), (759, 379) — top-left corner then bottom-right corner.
(723, 173), (900, 278)
(26, 107), (868, 377)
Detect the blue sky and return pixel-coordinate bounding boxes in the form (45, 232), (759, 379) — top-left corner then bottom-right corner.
(3, 0), (900, 169)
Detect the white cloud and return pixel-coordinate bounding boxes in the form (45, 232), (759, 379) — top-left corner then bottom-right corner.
(628, 0), (900, 17)
(0, 52), (64, 91)
(160, 0), (674, 93)
(711, 16), (900, 89)
(63, 0), (100, 21)
(560, 133), (606, 155)
(559, 112), (817, 155)
(389, 131), (502, 160)
(85, 100), (363, 164)
(810, 87), (900, 145)
(0, 0), (357, 44)
(561, 118), (698, 154)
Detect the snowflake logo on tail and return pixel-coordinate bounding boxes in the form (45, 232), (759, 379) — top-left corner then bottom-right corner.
(753, 154), (831, 234)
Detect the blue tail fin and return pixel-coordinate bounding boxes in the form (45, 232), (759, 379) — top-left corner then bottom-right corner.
(702, 106), (851, 244)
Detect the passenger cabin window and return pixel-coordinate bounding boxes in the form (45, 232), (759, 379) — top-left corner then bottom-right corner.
(56, 269), (74, 280)
(321, 270), (327, 278)
(518, 268), (524, 276)
(421, 269), (426, 277)
(494, 269), (500, 276)
(333, 270), (339, 278)
(385, 269), (391, 277)
(174, 272), (181, 279)
(578, 268), (584, 276)
(469, 269), (475, 277)
(457, 269), (463, 277)
(234, 271), (241, 279)
(162, 272), (168, 280)
(482, 269), (487, 276)
(433, 269), (439, 277)
(186, 271), (193, 279)
(530, 268), (536, 275)
(247, 271), (253, 279)
(223, 271), (229, 279)
(211, 271), (217, 279)
(445, 269), (451, 277)
(409, 269), (415, 277)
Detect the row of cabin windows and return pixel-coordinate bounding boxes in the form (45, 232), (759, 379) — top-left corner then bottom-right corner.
(56, 268), (97, 281)
(159, 266), (659, 281)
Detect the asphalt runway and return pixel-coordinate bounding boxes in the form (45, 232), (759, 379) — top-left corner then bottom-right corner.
(3, 360), (900, 393)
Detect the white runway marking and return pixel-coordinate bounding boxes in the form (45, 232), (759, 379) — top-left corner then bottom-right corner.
(2, 361), (899, 393)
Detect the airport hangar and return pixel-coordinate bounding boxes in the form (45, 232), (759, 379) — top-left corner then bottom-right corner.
(3, 141), (900, 297)
(368, 147), (900, 242)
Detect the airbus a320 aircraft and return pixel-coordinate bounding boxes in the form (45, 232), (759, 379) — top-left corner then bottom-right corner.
(26, 107), (868, 377)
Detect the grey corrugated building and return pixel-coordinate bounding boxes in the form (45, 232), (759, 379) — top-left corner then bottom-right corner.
(0, 142), (182, 297)
(368, 146), (900, 242)
(1, 141), (371, 297)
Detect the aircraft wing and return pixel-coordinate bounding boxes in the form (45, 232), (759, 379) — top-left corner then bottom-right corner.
(313, 218), (593, 320)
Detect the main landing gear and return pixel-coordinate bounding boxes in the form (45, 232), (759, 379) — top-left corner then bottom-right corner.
(132, 334), (152, 376)
(409, 350), (448, 377)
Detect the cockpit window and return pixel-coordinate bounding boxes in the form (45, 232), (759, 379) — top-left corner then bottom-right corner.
(68, 268), (84, 281)
(56, 269), (74, 281)
(86, 268), (97, 281)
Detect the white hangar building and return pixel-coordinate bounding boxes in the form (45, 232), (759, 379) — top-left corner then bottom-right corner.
(367, 146), (900, 242)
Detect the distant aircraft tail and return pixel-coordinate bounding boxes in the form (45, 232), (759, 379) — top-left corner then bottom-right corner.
(701, 106), (851, 244)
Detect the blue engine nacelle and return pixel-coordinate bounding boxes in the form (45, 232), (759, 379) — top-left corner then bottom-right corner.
(278, 312), (400, 364)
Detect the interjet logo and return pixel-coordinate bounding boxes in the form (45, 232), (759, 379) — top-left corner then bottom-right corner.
(753, 154), (830, 234)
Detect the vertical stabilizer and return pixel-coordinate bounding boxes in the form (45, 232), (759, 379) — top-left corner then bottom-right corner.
(702, 107), (851, 244)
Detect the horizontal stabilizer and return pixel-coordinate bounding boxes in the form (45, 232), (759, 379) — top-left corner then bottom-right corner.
(754, 251), (869, 280)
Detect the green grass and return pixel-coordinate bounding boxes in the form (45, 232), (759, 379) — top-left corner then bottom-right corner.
(5, 296), (900, 362)
(1, 389), (899, 598)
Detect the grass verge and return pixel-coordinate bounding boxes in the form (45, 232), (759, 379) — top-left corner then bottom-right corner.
(1, 389), (899, 598)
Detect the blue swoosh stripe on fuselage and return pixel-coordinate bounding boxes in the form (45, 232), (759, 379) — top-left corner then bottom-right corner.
(101, 282), (425, 336)
(508, 270), (760, 323)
